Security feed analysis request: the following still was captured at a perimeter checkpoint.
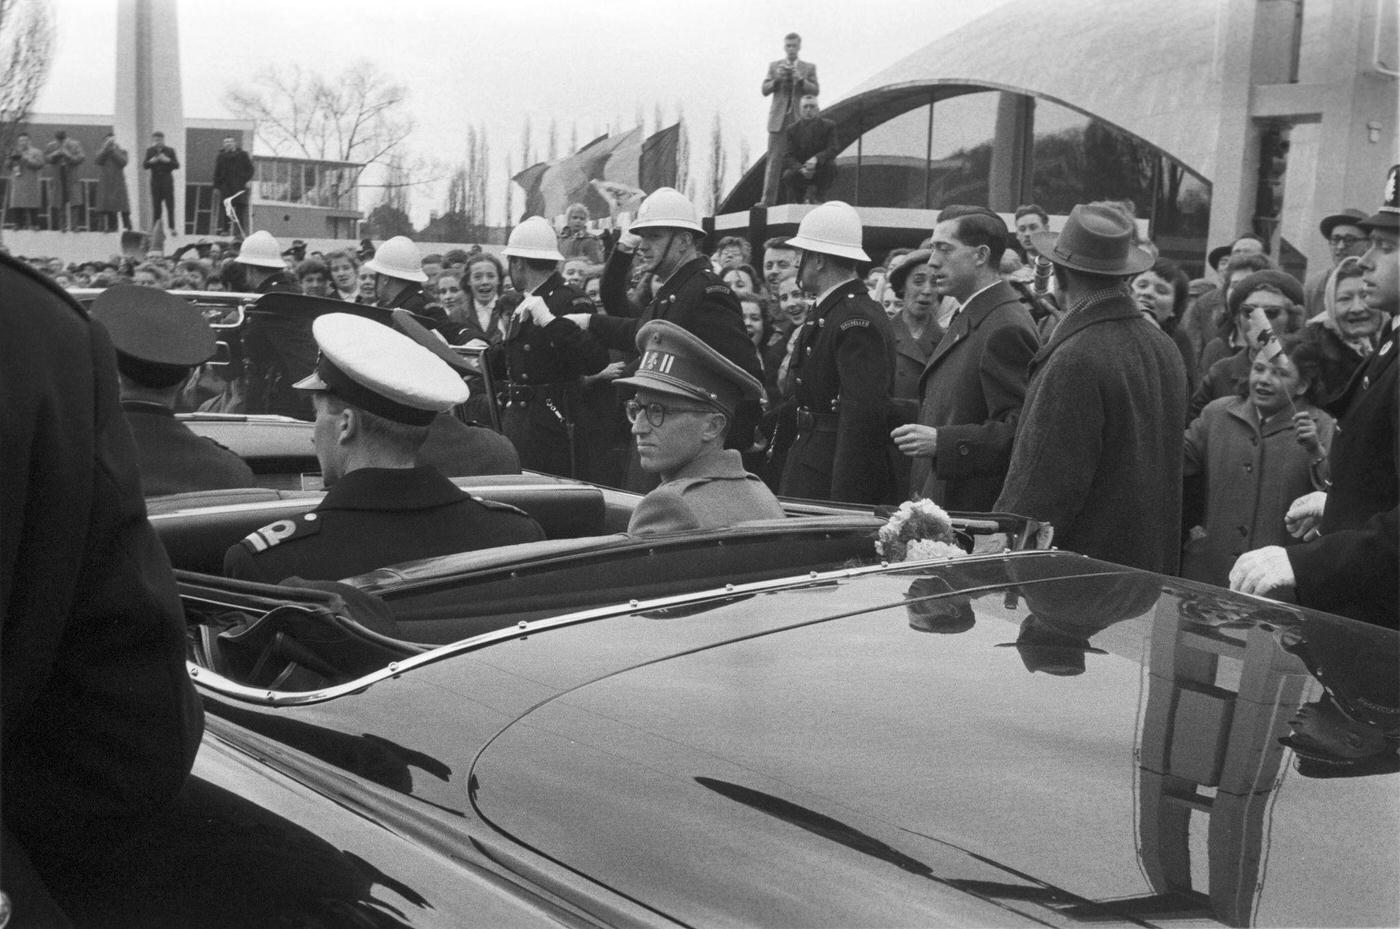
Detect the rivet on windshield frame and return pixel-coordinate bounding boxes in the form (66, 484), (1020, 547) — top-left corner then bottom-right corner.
(188, 667), (198, 677)
(629, 599), (639, 607)
(517, 621), (528, 629)
(810, 571), (818, 578)
(725, 583), (734, 591)
(388, 662), (399, 674)
(265, 691), (276, 701)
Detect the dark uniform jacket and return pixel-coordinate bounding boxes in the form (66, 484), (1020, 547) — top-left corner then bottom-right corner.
(142, 144), (179, 188)
(1, 256), (203, 905)
(488, 274), (606, 478)
(628, 448), (785, 535)
(223, 466), (545, 583)
(597, 253), (765, 449)
(212, 147), (255, 198)
(910, 280), (1039, 510)
(120, 401), (257, 496)
(419, 413), (521, 477)
(995, 289), (1188, 574)
(1288, 319), (1398, 626)
(779, 280), (896, 504)
(783, 116), (839, 170)
(243, 273), (315, 419)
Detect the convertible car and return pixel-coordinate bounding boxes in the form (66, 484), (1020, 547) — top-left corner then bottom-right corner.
(56, 490), (1400, 928)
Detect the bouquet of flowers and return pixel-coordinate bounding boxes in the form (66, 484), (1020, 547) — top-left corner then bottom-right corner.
(875, 499), (966, 562)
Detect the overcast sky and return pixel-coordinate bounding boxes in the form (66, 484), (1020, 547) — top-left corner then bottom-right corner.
(33, 0), (1017, 224)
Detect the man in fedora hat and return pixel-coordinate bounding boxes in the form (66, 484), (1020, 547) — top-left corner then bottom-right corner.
(1302, 208), (1369, 319)
(1230, 165), (1398, 626)
(995, 202), (1188, 574)
(618, 320), (783, 535)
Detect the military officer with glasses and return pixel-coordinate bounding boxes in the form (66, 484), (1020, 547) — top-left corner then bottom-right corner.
(617, 320), (784, 535)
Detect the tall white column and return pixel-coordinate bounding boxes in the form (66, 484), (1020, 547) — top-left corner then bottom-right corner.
(114, 0), (184, 234)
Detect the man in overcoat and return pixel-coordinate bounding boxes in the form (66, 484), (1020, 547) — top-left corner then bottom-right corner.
(44, 130), (86, 231)
(760, 32), (819, 206)
(892, 206), (1039, 510)
(94, 132), (132, 231)
(994, 202), (1188, 574)
(5, 132), (45, 228)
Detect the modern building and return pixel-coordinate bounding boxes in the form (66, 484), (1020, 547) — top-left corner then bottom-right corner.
(718, 0), (1398, 277)
(1, 117), (362, 241)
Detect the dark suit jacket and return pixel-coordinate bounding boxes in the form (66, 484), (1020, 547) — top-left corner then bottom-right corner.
(762, 59), (819, 132)
(783, 117), (839, 169)
(910, 280), (1039, 509)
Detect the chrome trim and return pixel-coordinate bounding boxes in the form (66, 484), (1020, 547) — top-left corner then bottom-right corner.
(188, 549), (1090, 707)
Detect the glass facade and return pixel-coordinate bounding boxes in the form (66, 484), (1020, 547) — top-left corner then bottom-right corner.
(820, 88), (1214, 271)
(256, 158), (358, 210)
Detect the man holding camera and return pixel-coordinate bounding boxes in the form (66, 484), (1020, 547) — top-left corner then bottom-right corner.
(760, 32), (819, 207)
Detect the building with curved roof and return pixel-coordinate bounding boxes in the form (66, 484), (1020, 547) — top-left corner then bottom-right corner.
(719, 0), (1397, 276)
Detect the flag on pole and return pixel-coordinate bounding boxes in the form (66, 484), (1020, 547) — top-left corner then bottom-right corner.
(640, 123), (682, 193)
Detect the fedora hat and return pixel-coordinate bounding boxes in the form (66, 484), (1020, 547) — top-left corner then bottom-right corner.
(1030, 203), (1153, 277)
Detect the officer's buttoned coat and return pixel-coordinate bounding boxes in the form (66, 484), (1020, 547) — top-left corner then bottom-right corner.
(779, 282), (896, 504)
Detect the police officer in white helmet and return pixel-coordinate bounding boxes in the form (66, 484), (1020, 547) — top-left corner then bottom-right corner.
(566, 187), (764, 492)
(779, 200), (896, 504)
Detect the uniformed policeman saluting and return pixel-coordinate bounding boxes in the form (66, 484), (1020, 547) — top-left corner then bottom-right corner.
(778, 200), (897, 504)
(490, 215), (609, 478)
(91, 283), (256, 496)
(223, 313), (544, 583)
(566, 187), (765, 491)
(617, 320), (785, 535)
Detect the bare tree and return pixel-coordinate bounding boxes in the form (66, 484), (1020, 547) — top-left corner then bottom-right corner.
(0, 0), (54, 167)
(504, 154), (514, 229)
(223, 59), (412, 182)
(546, 118), (558, 162)
(707, 112), (726, 215)
(674, 105), (689, 199)
(520, 116), (533, 167)
(738, 137), (751, 179)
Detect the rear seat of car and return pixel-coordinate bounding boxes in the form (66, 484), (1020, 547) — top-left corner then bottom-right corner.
(350, 517), (885, 645)
(149, 479), (611, 575)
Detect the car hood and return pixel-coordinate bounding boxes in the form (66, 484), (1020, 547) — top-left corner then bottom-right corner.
(467, 561), (1399, 928)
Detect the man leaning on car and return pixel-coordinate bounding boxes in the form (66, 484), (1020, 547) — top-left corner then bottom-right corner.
(223, 313), (544, 583)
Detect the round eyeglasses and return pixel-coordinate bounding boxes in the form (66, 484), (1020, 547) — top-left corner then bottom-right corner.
(624, 399), (717, 428)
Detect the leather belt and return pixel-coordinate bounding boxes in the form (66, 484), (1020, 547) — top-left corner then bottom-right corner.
(795, 407), (840, 433)
(499, 381), (572, 406)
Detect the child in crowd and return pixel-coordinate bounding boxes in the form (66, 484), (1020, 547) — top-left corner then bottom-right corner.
(1181, 333), (1333, 587)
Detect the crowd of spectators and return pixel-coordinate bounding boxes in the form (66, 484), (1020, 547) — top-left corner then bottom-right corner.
(5, 175), (1393, 625)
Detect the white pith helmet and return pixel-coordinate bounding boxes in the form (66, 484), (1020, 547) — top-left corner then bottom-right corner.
(364, 236), (428, 283)
(504, 216), (565, 262)
(234, 230), (286, 269)
(628, 187), (704, 235)
(787, 201), (869, 262)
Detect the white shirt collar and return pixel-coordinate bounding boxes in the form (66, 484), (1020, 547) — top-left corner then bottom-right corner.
(956, 279), (1000, 313)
